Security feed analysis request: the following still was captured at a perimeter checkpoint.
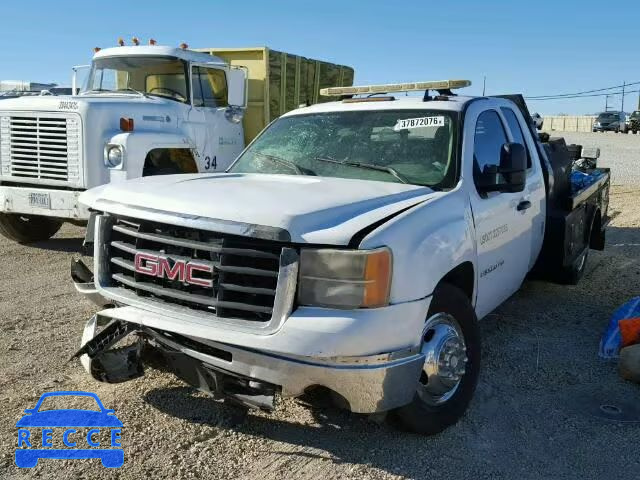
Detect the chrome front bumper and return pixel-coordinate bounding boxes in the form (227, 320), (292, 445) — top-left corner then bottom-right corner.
(80, 312), (425, 414)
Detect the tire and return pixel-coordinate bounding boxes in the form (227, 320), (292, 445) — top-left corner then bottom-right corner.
(0, 213), (62, 243)
(391, 283), (481, 435)
(559, 248), (588, 285)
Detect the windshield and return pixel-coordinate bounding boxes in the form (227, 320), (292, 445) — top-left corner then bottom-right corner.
(631, 111), (640, 118)
(84, 56), (189, 103)
(597, 112), (618, 120)
(229, 110), (458, 188)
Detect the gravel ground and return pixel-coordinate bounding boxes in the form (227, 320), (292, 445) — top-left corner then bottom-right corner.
(553, 131), (640, 186)
(1, 133), (639, 479)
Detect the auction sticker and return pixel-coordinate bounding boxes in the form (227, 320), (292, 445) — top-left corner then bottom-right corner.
(394, 116), (445, 131)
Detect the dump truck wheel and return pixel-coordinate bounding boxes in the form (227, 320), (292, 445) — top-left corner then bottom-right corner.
(391, 283), (480, 435)
(0, 213), (62, 243)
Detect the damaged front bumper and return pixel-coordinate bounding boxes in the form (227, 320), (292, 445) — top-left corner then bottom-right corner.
(77, 308), (426, 413)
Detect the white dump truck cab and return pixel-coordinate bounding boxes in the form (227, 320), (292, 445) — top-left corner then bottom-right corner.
(0, 44), (248, 243)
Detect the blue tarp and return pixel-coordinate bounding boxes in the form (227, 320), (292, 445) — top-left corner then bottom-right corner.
(571, 169), (605, 194)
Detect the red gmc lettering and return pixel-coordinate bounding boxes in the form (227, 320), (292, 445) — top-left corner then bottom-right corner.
(134, 252), (159, 276)
(158, 258), (185, 281)
(133, 252), (213, 288)
(186, 264), (214, 288)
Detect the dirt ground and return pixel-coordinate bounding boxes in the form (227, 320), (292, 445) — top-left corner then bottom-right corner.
(1, 135), (639, 479)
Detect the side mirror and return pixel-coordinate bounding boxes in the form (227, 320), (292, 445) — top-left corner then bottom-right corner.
(477, 142), (527, 193)
(227, 67), (247, 108)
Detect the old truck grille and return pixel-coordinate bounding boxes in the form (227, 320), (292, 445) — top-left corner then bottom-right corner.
(106, 216), (286, 322)
(0, 113), (80, 183)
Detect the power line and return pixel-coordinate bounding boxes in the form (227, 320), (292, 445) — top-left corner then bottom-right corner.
(526, 89), (640, 101)
(526, 81), (640, 99)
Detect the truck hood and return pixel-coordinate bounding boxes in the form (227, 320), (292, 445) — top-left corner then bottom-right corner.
(0, 93), (176, 112)
(80, 173), (438, 245)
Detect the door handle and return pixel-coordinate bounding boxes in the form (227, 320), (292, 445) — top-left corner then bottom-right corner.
(517, 200), (532, 211)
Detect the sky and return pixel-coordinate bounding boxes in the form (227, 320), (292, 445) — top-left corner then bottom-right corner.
(1, 0), (639, 115)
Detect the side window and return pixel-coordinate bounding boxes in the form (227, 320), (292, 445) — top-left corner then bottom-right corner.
(500, 108), (532, 169)
(192, 67), (228, 108)
(473, 110), (508, 186)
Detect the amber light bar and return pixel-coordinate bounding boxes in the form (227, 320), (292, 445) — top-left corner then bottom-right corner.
(320, 80), (472, 97)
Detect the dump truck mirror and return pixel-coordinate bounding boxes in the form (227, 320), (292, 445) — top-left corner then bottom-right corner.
(228, 67), (247, 108)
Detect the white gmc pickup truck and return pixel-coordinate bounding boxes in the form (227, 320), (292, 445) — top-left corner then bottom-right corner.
(72, 80), (610, 434)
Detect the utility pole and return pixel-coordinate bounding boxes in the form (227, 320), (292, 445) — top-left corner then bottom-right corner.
(605, 95), (610, 111)
(482, 76), (486, 96)
(621, 80), (626, 113)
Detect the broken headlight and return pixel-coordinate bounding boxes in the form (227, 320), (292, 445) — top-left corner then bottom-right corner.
(297, 247), (392, 309)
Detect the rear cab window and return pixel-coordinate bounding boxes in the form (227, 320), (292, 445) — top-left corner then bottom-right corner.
(500, 107), (532, 169)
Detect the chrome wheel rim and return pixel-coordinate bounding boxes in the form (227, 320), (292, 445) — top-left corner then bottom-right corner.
(418, 313), (468, 406)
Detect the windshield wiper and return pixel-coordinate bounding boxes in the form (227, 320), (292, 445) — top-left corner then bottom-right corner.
(254, 152), (306, 175)
(81, 88), (110, 95)
(314, 156), (409, 184)
(117, 87), (149, 98)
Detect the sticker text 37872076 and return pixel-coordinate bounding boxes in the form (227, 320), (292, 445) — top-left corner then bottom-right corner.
(394, 116), (445, 131)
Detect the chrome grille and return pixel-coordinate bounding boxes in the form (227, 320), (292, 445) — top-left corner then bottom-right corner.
(106, 216), (285, 322)
(0, 113), (80, 183)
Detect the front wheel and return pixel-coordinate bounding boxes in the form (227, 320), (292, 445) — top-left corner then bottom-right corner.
(0, 213), (62, 243)
(391, 283), (481, 435)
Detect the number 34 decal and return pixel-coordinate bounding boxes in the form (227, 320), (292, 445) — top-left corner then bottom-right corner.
(193, 150), (217, 170)
(204, 156), (217, 170)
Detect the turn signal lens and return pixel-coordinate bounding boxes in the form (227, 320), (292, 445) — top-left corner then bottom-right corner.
(298, 248), (392, 309)
(119, 117), (134, 132)
(363, 249), (392, 307)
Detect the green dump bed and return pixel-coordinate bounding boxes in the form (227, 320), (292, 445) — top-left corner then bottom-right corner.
(195, 47), (354, 143)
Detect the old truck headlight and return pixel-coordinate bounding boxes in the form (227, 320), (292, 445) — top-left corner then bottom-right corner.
(104, 145), (124, 168)
(298, 247), (392, 309)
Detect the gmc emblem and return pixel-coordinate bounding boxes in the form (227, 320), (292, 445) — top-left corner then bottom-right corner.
(133, 252), (213, 288)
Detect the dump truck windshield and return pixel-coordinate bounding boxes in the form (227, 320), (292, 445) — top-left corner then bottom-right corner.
(230, 110), (458, 188)
(84, 56), (189, 103)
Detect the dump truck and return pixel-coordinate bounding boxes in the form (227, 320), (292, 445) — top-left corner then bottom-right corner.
(0, 42), (353, 243)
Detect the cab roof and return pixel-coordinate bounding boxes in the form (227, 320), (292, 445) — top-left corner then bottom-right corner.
(93, 45), (226, 66)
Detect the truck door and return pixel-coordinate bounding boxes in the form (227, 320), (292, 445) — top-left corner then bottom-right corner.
(499, 106), (546, 271)
(466, 107), (533, 318)
(190, 65), (244, 172)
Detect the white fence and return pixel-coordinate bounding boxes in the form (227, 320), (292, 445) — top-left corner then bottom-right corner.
(541, 116), (596, 133)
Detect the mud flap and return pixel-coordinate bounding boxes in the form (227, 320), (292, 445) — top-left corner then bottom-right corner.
(72, 317), (145, 383)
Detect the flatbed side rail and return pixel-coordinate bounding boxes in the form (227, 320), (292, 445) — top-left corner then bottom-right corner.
(568, 168), (610, 211)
